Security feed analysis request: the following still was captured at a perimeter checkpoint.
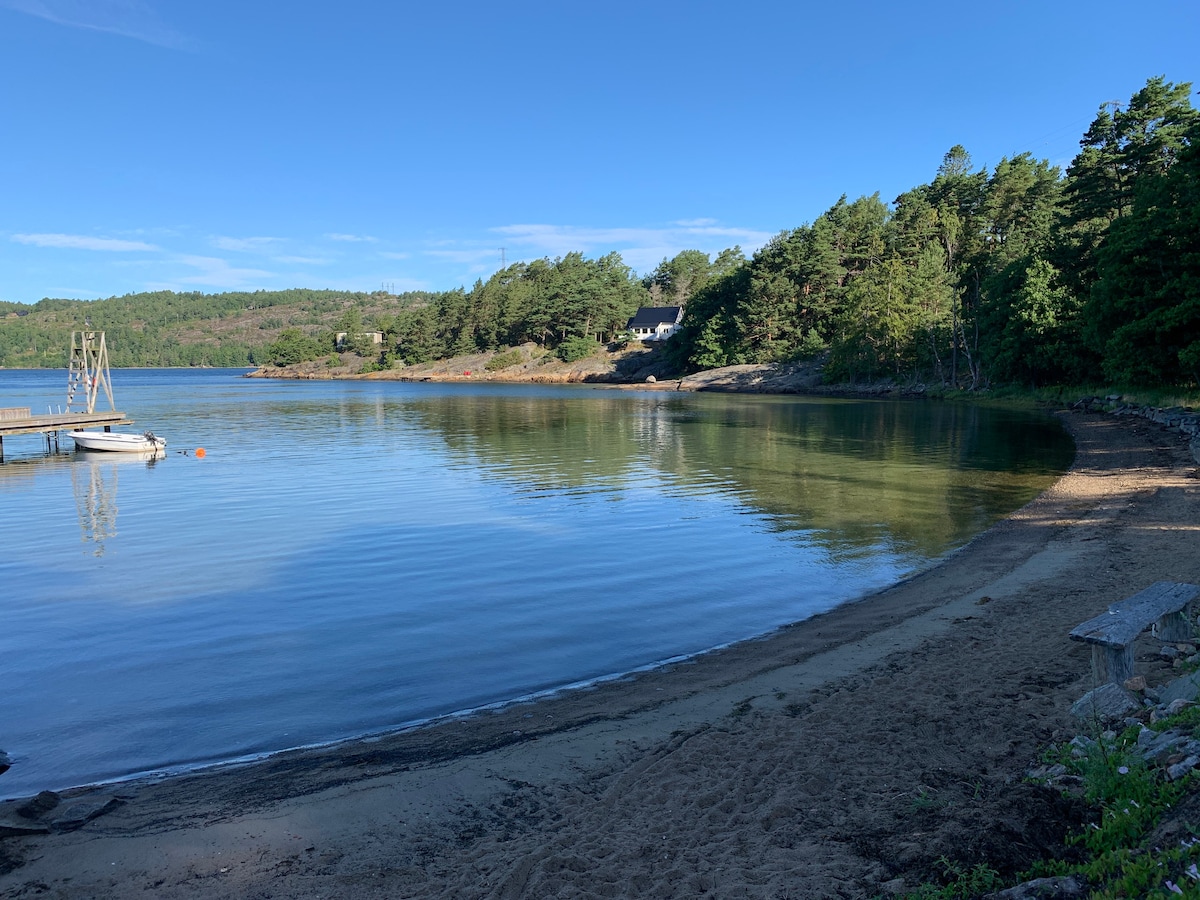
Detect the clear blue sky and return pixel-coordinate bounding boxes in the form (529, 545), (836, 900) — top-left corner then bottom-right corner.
(1, 0), (1197, 304)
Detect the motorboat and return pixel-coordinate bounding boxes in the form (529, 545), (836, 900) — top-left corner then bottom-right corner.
(68, 430), (167, 453)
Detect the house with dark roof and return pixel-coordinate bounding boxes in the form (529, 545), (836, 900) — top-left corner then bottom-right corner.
(626, 306), (683, 342)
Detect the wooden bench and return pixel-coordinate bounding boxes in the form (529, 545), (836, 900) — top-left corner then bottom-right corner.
(1070, 581), (1199, 684)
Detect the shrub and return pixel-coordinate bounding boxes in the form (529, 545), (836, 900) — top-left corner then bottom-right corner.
(486, 349), (524, 371)
(557, 335), (600, 363)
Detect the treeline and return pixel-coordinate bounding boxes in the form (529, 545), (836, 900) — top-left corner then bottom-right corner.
(0, 289), (412, 368)
(4, 76), (1196, 389)
(668, 77), (1200, 389)
(389, 251), (649, 365)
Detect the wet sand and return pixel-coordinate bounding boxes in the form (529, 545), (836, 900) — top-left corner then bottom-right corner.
(2, 410), (1198, 899)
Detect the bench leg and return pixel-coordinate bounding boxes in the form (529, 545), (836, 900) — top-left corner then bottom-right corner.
(1157, 605), (1195, 643)
(1092, 644), (1135, 685)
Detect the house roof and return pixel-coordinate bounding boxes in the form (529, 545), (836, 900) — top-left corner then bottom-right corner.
(626, 306), (682, 329)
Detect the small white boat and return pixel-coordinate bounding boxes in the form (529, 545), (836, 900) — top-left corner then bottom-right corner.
(68, 430), (167, 452)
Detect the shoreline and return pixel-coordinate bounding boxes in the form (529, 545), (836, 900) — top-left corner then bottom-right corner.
(2, 409), (1199, 897)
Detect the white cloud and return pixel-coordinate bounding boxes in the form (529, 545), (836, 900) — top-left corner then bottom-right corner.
(272, 255), (330, 265)
(0, 0), (190, 49)
(379, 251), (410, 260)
(176, 255), (273, 289)
(12, 232), (158, 251)
(424, 248), (506, 265)
(488, 221), (773, 273)
(326, 233), (379, 243)
(211, 235), (281, 252)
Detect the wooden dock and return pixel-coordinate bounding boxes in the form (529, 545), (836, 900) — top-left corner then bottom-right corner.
(0, 408), (134, 459)
(0, 330), (141, 459)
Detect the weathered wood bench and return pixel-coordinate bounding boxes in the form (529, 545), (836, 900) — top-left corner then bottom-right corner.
(1069, 581), (1199, 684)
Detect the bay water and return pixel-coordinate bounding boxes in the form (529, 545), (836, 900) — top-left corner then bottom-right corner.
(0, 369), (1073, 799)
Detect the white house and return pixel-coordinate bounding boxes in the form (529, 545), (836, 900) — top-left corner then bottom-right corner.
(626, 306), (683, 342)
(335, 331), (385, 350)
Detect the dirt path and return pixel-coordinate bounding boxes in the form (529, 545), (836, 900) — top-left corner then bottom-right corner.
(2, 411), (1197, 899)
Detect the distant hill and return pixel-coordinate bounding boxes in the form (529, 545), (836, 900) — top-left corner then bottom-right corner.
(0, 289), (434, 368)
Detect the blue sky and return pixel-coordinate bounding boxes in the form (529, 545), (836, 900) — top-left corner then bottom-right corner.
(1, 1), (1197, 304)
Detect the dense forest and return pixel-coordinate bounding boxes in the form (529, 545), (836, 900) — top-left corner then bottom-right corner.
(2, 77), (1197, 390)
(665, 76), (1200, 389)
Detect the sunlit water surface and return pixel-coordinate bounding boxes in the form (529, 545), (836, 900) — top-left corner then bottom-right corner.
(0, 369), (1073, 797)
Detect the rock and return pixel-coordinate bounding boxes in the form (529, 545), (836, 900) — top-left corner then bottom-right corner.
(48, 796), (125, 832)
(986, 874), (1085, 898)
(0, 750), (9, 776)
(1159, 671), (1200, 706)
(1167, 756), (1200, 781)
(1124, 675), (1147, 692)
(1160, 645), (1181, 660)
(1139, 730), (1189, 764)
(645, 374), (656, 383)
(16, 791), (60, 820)
(1071, 683), (1141, 724)
(1166, 698), (1195, 715)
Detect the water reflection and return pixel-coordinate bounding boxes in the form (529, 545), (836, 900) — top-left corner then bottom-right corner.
(71, 449), (165, 555)
(395, 393), (1074, 558)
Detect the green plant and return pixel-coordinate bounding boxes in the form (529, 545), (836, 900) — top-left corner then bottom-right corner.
(902, 858), (1002, 899)
(486, 349), (524, 371)
(1023, 721), (1198, 897)
(556, 335), (600, 363)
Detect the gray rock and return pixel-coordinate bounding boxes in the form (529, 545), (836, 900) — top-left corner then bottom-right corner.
(1139, 730), (1189, 764)
(986, 874), (1085, 898)
(1167, 756), (1200, 781)
(1159, 671), (1200, 706)
(1071, 683), (1141, 724)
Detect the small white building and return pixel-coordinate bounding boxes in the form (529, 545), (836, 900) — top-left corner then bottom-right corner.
(626, 306), (683, 342)
(335, 331), (385, 350)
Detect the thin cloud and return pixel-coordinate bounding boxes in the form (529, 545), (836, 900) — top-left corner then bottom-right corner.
(424, 248), (505, 266)
(489, 221), (773, 273)
(326, 233), (379, 243)
(177, 255), (273, 289)
(0, 0), (191, 49)
(13, 233), (158, 251)
(272, 255), (330, 265)
(211, 236), (281, 252)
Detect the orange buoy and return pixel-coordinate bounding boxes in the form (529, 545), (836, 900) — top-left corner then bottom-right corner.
(195, 448), (206, 458)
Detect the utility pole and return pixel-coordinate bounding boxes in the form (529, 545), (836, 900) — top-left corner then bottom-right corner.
(499, 248), (506, 268)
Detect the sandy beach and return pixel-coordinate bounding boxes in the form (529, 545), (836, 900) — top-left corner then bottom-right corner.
(2, 408), (1198, 899)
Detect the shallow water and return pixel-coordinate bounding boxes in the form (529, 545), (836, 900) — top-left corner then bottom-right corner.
(0, 369), (1073, 798)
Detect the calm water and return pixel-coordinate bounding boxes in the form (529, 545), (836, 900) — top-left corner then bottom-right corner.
(0, 369), (1073, 798)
